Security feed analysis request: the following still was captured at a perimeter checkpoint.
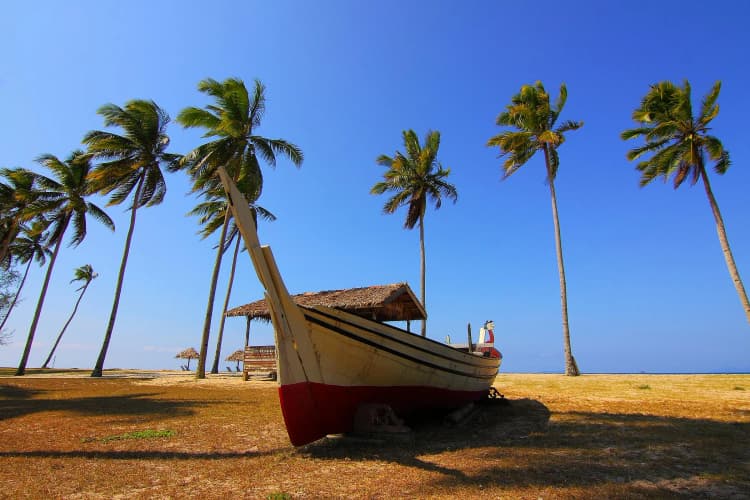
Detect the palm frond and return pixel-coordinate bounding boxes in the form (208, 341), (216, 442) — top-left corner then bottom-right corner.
(713, 151), (730, 175)
(177, 107), (222, 134)
(86, 202), (115, 231)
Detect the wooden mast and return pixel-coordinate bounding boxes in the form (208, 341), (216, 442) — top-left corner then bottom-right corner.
(215, 167), (322, 384)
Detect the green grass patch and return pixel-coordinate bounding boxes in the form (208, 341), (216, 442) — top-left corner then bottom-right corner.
(733, 386), (745, 391)
(267, 493), (292, 500)
(84, 429), (176, 443)
(636, 384), (651, 390)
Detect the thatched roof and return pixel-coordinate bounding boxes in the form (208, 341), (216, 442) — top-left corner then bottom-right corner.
(226, 283), (426, 322)
(175, 347), (199, 359)
(226, 349), (244, 362)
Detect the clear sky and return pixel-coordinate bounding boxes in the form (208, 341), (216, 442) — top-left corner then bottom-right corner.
(1, 0), (749, 373)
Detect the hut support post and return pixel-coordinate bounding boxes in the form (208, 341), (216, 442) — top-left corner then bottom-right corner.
(244, 317), (251, 348)
(243, 317), (251, 381)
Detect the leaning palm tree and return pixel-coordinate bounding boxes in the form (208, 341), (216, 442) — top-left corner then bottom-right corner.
(175, 77), (302, 379)
(486, 82), (583, 376)
(15, 152), (114, 376)
(0, 220), (52, 332)
(41, 264), (98, 368)
(84, 99), (180, 377)
(0, 168), (39, 265)
(187, 179), (275, 374)
(371, 129), (458, 337)
(622, 80), (750, 325)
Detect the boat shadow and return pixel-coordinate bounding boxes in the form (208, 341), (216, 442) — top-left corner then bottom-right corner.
(300, 397), (549, 465)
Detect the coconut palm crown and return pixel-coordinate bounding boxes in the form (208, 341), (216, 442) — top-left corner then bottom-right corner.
(622, 80), (750, 325)
(174, 78), (303, 190)
(487, 81), (583, 182)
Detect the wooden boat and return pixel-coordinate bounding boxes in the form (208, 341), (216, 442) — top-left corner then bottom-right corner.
(217, 167), (502, 446)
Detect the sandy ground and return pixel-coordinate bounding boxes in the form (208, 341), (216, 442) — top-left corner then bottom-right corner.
(5, 368), (272, 386)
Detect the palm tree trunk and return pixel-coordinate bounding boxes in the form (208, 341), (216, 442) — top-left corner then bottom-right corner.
(419, 212), (427, 337)
(211, 233), (241, 374)
(544, 148), (579, 376)
(15, 218), (69, 376)
(196, 210), (230, 379)
(42, 280), (90, 369)
(91, 176), (144, 377)
(0, 257), (32, 332)
(700, 168), (750, 324)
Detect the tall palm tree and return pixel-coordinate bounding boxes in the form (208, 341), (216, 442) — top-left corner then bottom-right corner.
(15, 152), (114, 376)
(371, 129), (458, 337)
(622, 80), (750, 325)
(0, 220), (52, 332)
(486, 82), (583, 376)
(175, 77), (302, 379)
(187, 180), (275, 375)
(41, 264), (98, 368)
(84, 99), (179, 377)
(0, 168), (39, 265)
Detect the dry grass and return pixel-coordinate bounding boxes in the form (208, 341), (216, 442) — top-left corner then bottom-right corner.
(1, 369), (748, 499)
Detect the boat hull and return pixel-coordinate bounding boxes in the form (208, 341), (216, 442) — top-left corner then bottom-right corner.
(279, 382), (490, 446)
(275, 306), (501, 445)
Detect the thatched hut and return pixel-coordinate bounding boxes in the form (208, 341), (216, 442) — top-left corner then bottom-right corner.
(175, 347), (199, 370)
(226, 282), (426, 324)
(226, 349), (244, 371)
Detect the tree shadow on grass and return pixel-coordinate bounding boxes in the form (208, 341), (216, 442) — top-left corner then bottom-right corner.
(0, 384), (44, 400)
(0, 391), (200, 421)
(301, 397), (750, 497)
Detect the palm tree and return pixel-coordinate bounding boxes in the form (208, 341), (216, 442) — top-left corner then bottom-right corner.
(187, 180), (275, 375)
(486, 82), (583, 376)
(622, 80), (750, 325)
(0, 220), (52, 332)
(0, 168), (39, 265)
(175, 77), (302, 379)
(41, 264), (98, 368)
(371, 129), (458, 337)
(84, 99), (179, 377)
(15, 152), (114, 376)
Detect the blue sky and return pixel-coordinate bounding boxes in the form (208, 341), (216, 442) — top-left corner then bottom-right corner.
(1, 0), (749, 373)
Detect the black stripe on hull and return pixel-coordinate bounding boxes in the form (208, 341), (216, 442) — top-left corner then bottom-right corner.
(305, 306), (498, 370)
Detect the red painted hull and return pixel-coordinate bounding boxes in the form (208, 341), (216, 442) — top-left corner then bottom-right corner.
(278, 381), (490, 446)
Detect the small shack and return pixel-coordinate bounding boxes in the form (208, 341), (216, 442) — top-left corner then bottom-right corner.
(226, 283), (426, 380)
